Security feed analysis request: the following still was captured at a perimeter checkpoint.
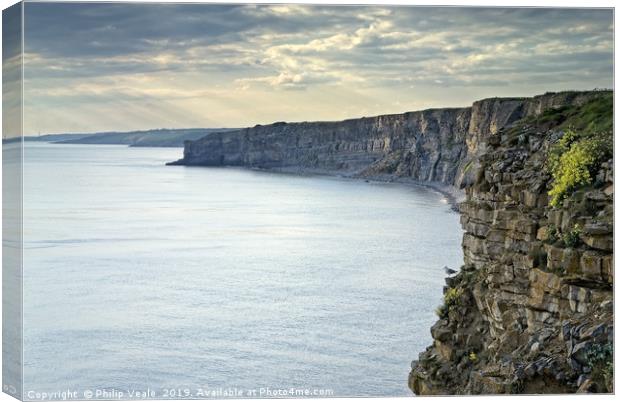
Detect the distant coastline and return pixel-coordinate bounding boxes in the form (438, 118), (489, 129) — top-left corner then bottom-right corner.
(12, 127), (236, 148)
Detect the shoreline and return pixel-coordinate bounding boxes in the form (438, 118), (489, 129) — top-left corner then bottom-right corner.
(356, 174), (465, 211)
(171, 162), (465, 211)
(245, 166), (465, 211)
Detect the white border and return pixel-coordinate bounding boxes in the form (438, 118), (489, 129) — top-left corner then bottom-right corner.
(0, 1), (617, 402)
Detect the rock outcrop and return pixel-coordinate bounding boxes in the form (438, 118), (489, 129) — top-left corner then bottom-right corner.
(169, 90), (613, 394)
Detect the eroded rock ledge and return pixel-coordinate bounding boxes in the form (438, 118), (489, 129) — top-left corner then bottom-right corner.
(170, 90), (613, 394)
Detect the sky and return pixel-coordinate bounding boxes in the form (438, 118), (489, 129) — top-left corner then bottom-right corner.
(13, 2), (615, 135)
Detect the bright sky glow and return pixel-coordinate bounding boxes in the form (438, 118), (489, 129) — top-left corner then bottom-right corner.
(16, 3), (614, 135)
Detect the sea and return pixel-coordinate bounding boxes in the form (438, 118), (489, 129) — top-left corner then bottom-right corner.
(19, 142), (463, 398)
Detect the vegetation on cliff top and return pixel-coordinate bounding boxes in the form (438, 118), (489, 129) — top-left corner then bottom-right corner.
(547, 130), (612, 206)
(535, 91), (612, 133)
(540, 93), (613, 207)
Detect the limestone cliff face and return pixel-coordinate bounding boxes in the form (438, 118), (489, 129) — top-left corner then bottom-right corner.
(170, 92), (598, 191)
(410, 94), (613, 394)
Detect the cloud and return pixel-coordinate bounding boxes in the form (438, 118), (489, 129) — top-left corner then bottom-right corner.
(3, 3), (23, 138)
(20, 3), (613, 134)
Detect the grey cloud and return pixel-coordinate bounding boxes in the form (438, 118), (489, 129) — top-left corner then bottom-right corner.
(18, 3), (614, 134)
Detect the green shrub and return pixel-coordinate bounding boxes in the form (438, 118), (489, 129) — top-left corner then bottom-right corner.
(435, 305), (448, 319)
(436, 287), (464, 319)
(562, 224), (582, 248)
(585, 342), (613, 392)
(545, 93), (613, 206)
(547, 225), (559, 244)
(547, 130), (612, 207)
(444, 287), (463, 307)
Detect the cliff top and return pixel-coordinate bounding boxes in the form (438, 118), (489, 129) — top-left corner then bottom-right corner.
(206, 89), (611, 138)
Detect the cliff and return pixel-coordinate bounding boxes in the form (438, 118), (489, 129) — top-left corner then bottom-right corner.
(169, 91), (600, 191)
(169, 90), (613, 394)
(409, 92), (613, 394)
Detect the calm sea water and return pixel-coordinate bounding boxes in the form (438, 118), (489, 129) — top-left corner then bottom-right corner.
(22, 143), (462, 398)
